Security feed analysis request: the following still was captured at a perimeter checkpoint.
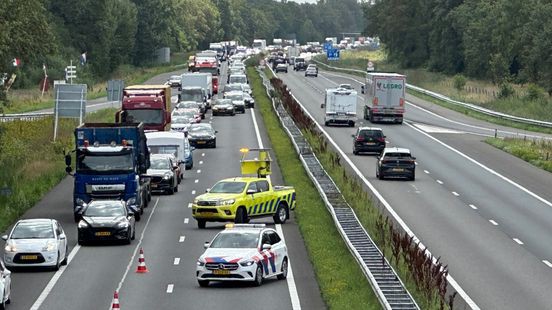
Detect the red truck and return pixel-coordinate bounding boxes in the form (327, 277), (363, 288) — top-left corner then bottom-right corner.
(116, 85), (172, 131)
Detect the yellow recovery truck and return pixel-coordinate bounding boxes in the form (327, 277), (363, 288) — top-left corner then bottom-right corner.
(192, 148), (296, 228)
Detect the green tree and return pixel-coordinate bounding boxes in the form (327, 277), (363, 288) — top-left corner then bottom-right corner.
(132, 0), (174, 64)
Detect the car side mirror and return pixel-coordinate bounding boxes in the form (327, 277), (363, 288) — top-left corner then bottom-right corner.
(204, 242), (210, 249)
(190, 147), (196, 151)
(376, 156), (380, 160)
(246, 189), (256, 195)
(128, 211), (135, 217)
(205, 188), (210, 193)
(64, 154), (71, 166)
(215, 130), (218, 133)
(2, 269), (10, 277)
(320, 103), (325, 109)
(262, 244), (271, 250)
(59, 234), (66, 240)
(351, 134), (355, 138)
(1, 235), (7, 241)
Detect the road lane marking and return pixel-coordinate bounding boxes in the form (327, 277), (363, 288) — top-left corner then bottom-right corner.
(30, 245), (82, 310)
(197, 169), (201, 174)
(543, 260), (552, 268)
(436, 180), (443, 184)
(469, 204), (478, 210)
(413, 123), (464, 134)
(179, 236), (185, 243)
(194, 179), (199, 183)
(184, 218), (189, 224)
(173, 258), (180, 265)
(166, 284), (174, 293)
(424, 170), (430, 174)
(202, 153), (205, 157)
(191, 190), (196, 195)
(199, 161), (204, 165)
(513, 238), (524, 245)
(489, 220), (498, 226)
(452, 191), (459, 196)
(188, 203), (192, 208)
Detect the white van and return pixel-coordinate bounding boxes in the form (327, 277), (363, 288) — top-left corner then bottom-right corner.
(146, 132), (194, 183)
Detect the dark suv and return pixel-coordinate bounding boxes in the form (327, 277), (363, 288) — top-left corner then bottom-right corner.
(294, 58), (307, 71)
(352, 127), (386, 155)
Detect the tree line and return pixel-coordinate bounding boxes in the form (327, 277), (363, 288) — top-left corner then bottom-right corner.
(0, 0), (363, 92)
(364, 0), (552, 94)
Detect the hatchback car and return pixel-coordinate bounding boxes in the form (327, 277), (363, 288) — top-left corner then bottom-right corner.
(77, 200), (136, 245)
(275, 64), (288, 73)
(376, 147), (416, 180)
(212, 99), (235, 116)
(3, 219), (68, 270)
(352, 127), (386, 155)
(187, 123), (217, 148)
(196, 224), (288, 287)
(305, 67), (318, 77)
(167, 75), (181, 88)
(0, 261), (11, 309)
(148, 154), (179, 194)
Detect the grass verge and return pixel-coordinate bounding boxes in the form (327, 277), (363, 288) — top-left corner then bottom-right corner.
(0, 108), (117, 231)
(486, 137), (552, 173)
(248, 66), (381, 309)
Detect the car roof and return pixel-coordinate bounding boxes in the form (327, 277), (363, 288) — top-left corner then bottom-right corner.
(89, 199), (125, 205)
(225, 90), (244, 95)
(16, 218), (54, 225)
(146, 131), (185, 140)
(218, 177), (265, 182)
(358, 127), (383, 131)
(151, 153), (175, 159)
(383, 147), (411, 153)
(220, 224), (276, 234)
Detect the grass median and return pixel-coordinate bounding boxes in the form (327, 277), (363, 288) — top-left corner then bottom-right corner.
(486, 137), (552, 173)
(0, 108), (117, 231)
(247, 66), (381, 309)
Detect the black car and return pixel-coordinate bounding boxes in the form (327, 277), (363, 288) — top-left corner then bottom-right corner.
(294, 58), (307, 71)
(187, 123), (217, 148)
(77, 200), (136, 245)
(376, 147), (416, 180)
(147, 154), (179, 194)
(352, 127), (386, 155)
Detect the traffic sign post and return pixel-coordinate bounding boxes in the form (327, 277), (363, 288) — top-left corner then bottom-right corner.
(367, 61), (375, 72)
(65, 60), (77, 84)
(327, 48), (340, 61)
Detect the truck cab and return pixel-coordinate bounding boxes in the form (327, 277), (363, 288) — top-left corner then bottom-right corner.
(116, 85), (172, 131)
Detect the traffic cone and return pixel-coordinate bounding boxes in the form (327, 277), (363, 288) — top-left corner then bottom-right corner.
(111, 291), (120, 309)
(135, 248), (149, 273)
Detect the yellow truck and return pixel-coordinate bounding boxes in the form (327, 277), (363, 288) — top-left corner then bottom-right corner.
(192, 149), (296, 229)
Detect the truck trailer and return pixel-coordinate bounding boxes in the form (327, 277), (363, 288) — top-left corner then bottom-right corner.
(363, 73), (406, 124)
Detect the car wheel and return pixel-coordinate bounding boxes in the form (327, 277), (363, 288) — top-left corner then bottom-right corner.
(197, 219), (206, 229)
(167, 186), (174, 195)
(61, 245), (68, 265)
(235, 207), (248, 224)
(410, 171), (416, 181)
(174, 181), (178, 193)
(353, 149), (358, 155)
(132, 226), (136, 240)
(253, 264), (263, 287)
(125, 229), (132, 245)
(134, 212), (141, 222)
(378, 172), (384, 180)
(324, 121), (329, 126)
(198, 280), (209, 287)
(277, 257), (288, 280)
(53, 252), (61, 271)
(273, 203), (289, 224)
(0, 290), (6, 310)
(73, 213), (81, 223)
(231, 112), (235, 116)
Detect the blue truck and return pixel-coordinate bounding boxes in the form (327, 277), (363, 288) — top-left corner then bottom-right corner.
(64, 123), (152, 222)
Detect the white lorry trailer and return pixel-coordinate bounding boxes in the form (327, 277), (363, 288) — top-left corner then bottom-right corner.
(180, 73), (213, 107)
(362, 73), (406, 124)
(322, 88), (358, 127)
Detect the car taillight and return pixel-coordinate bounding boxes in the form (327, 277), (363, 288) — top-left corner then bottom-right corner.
(355, 136), (364, 142)
(377, 137), (385, 143)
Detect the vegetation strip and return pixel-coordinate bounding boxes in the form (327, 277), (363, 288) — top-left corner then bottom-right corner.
(486, 138), (552, 173)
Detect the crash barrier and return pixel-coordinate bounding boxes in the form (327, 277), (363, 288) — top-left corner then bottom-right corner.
(0, 112), (54, 123)
(259, 67), (419, 310)
(311, 59), (552, 129)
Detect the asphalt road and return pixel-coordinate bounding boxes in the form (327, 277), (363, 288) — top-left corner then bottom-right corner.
(276, 67), (552, 310)
(2, 63), (325, 310)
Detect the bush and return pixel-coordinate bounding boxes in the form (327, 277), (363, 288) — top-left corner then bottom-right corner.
(453, 74), (467, 91)
(498, 82), (515, 98)
(525, 83), (546, 101)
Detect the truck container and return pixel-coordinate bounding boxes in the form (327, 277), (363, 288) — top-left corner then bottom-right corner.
(363, 73), (406, 124)
(65, 123), (152, 222)
(252, 39), (267, 52)
(181, 73), (213, 108)
(322, 88), (358, 127)
(116, 85), (172, 131)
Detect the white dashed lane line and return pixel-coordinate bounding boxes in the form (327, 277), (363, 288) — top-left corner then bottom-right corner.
(173, 258), (180, 265)
(197, 169), (201, 174)
(187, 203), (192, 208)
(424, 170), (430, 174)
(191, 190), (196, 195)
(513, 238), (524, 245)
(201, 153), (205, 157)
(179, 236), (185, 243)
(166, 284), (174, 294)
(436, 180), (444, 184)
(543, 260), (552, 268)
(199, 161), (204, 165)
(194, 179), (199, 183)
(469, 204), (478, 210)
(184, 218), (189, 224)
(489, 220), (499, 226)
(452, 191), (460, 196)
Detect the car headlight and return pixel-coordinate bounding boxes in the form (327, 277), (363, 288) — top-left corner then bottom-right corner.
(4, 242), (17, 252)
(164, 172), (172, 180)
(42, 241), (56, 252)
(76, 198), (86, 206)
(78, 221), (89, 229)
(197, 258), (205, 266)
(117, 221), (129, 228)
(127, 197), (137, 206)
(220, 199), (235, 206)
(239, 260), (255, 267)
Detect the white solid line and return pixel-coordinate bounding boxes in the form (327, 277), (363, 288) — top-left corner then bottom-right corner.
(275, 224), (302, 310)
(179, 236), (185, 243)
(29, 245), (81, 310)
(173, 258), (180, 265)
(199, 161), (204, 165)
(184, 218), (189, 224)
(424, 170), (430, 174)
(166, 284), (174, 293)
(197, 169), (201, 174)
(469, 204), (478, 210)
(191, 190), (196, 195)
(489, 220), (498, 226)
(437, 180), (444, 184)
(543, 260), (552, 268)
(452, 191), (460, 196)
(194, 179), (199, 183)
(513, 238), (524, 245)
(187, 203), (192, 208)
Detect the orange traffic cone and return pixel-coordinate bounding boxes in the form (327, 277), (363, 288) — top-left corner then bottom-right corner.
(111, 291), (120, 309)
(135, 248), (149, 273)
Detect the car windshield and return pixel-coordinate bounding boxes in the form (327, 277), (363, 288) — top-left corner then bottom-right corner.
(360, 130), (383, 138)
(170, 75), (180, 80)
(172, 116), (190, 124)
(150, 157), (170, 169)
(181, 92), (203, 102)
(149, 145), (178, 157)
(209, 181), (246, 193)
(296, 58), (305, 62)
(229, 76), (247, 84)
(225, 85), (242, 92)
(189, 125), (213, 133)
(214, 99), (232, 106)
(77, 151), (134, 174)
(84, 202), (125, 217)
(177, 102), (198, 109)
(210, 232), (259, 248)
(122, 109), (163, 125)
(11, 222), (54, 239)
(226, 93), (243, 101)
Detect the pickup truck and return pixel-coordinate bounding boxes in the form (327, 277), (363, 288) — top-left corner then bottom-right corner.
(192, 177), (296, 228)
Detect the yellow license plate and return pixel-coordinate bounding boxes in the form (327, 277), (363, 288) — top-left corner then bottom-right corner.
(21, 255), (38, 260)
(197, 141), (206, 144)
(95, 231), (111, 236)
(213, 269), (230, 275)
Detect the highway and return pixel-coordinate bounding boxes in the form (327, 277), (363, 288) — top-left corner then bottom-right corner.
(276, 67), (552, 310)
(2, 63), (325, 310)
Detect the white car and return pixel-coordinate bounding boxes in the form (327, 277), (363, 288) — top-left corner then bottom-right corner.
(196, 224), (288, 287)
(3, 219), (68, 270)
(0, 260), (11, 309)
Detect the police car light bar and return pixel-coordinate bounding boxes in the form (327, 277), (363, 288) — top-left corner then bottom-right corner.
(225, 224), (266, 229)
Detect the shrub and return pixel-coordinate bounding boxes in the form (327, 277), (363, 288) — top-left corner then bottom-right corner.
(498, 82), (515, 98)
(525, 83), (546, 101)
(453, 74), (467, 91)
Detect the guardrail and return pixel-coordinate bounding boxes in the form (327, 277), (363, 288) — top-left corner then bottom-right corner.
(259, 67), (419, 310)
(0, 112), (54, 123)
(310, 59), (552, 128)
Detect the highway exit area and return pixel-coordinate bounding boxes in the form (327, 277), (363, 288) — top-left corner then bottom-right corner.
(276, 67), (552, 310)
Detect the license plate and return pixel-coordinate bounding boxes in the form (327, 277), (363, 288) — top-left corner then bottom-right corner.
(95, 231), (111, 236)
(20, 255), (38, 260)
(213, 269), (230, 275)
(365, 142), (375, 145)
(197, 141), (206, 144)
(151, 184), (157, 188)
(393, 168), (404, 172)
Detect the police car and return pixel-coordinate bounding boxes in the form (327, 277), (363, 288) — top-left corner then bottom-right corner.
(196, 224), (288, 287)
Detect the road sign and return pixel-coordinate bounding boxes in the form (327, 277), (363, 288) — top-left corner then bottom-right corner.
(323, 42), (332, 51)
(367, 61), (375, 72)
(327, 48), (340, 61)
(107, 80), (125, 102)
(65, 61), (77, 84)
(54, 84), (87, 140)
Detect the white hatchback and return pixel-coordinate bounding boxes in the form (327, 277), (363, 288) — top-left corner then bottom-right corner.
(196, 224), (289, 287)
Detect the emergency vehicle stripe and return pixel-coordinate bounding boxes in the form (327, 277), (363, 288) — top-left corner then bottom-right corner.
(258, 202), (265, 214)
(274, 197), (281, 211)
(248, 206), (252, 214)
(264, 201), (270, 213)
(252, 204), (258, 214)
(267, 199), (274, 212)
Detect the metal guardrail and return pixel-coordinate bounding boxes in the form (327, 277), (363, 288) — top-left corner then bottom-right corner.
(259, 68), (419, 310)
(311, 59), (552, 128)
(0, 112), (54, 123)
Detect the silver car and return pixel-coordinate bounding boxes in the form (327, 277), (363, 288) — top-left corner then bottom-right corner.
(3, 219), (68, 270)
(0, 260), (11, 309)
